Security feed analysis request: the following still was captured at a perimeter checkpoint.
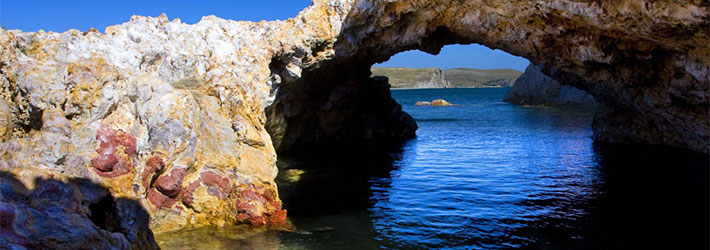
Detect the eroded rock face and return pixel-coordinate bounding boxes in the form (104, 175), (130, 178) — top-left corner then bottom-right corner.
(0, 13), (286, 237)
(504, 64), (599, 106)
(266, 0), (709, 153)
(0, 0), (708, 244)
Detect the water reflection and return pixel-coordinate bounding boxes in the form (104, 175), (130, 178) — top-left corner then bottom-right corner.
(271, 142), (708, 250)
(156, 88), (708, 249)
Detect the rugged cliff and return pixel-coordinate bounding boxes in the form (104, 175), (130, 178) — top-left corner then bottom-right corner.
(265, 0), (709, 154)
(0, 14), (288, 247)
(445, 68), (522, 87)
(371, 67), (451, 88)
(0, 0), (708, 247)
(504, 64), (599, 106)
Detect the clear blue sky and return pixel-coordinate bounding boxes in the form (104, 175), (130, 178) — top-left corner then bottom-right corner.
(376, 45), (529, 71)
(0, 0), (529, 71)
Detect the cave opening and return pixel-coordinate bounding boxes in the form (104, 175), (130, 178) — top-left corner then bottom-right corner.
(264, 40), (598, 155)
(268, 41), (708, 250)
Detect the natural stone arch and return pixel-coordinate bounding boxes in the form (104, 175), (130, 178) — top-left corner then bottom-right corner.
(267, 0), (709, 153)
(0, 0), (707, 246)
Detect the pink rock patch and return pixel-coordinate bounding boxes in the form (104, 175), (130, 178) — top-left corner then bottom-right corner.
(155, 167), (186, 198)
(236, 188), (284, 225)
(199, 170), (230, 194)
(91, 125), (137, 178)
(146, 188), (176, 209)
(141, 156), (165, 188)
(269, 209), (288, 224)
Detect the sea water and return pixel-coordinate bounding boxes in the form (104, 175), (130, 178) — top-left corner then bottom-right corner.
(158, 88), (708, 249)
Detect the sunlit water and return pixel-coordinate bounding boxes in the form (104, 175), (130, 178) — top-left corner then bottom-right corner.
(158, 88), (708, 249)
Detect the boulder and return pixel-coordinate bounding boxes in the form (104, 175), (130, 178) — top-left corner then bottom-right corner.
(431, 99), (454, 106)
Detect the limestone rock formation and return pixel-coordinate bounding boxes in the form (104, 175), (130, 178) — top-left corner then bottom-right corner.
(265, 0), (709, 153)
(0, 0), (708, 245)
(444, 68), (522, 87)
(371, 67), (451, 88)
(504, 64), (599, 106)
(0, 13), (286, 239)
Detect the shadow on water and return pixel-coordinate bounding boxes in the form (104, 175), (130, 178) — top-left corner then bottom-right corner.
(276, 143), (406, 216)
(274, 142), (408, 250)
(273, 140), (708, 250)
(504, 142), (709, 250)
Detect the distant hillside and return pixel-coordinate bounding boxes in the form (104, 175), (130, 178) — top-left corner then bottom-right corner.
(444, 68), (523, 87)
(371, 67), (450, 89)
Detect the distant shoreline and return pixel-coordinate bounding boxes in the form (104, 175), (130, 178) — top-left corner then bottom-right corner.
(391, 86), (511, 90)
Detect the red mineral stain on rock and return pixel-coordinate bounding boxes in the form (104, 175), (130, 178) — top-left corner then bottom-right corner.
(91, 125), (137, 178)
(199, 170), (230, 193)
(146, 188), (176, 209)
(269, 209), (287, 224)
(115, 130), (137, 157)
(236, 187), (285, 226)
(91, 154), (119, 172)
(248, 216), (266, 225)
(141, 156), (165, 188)
(155, 167), (186, 198)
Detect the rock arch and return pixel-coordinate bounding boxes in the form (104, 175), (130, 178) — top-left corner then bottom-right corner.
(268, 0), (709, 153)
(0, 0), (707, 241)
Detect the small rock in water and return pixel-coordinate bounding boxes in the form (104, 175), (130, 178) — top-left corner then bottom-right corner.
(415, 101), (432, 106)
(431, 99), (454, 106)
(415, 99), (454, 106)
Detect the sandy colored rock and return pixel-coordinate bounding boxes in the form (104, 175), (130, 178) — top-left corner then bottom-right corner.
(431, 99), (454, 106)
(0, 99), (12, 141)
(415, 101), (432, 106)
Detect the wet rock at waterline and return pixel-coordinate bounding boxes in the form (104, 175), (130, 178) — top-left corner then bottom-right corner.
(504, 64), (600, 107)
(0, 0), (708, 246)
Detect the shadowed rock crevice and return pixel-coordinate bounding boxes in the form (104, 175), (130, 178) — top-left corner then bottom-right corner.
(89, 194), (121, 233)
(267, 60), (417, 153)
(0, 172), (159, 249)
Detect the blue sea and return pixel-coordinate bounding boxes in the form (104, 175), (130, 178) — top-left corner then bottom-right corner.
(158, 88), (708, 249)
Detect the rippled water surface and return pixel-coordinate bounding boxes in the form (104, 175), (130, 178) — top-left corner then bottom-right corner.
(158, 88), (708, 249)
